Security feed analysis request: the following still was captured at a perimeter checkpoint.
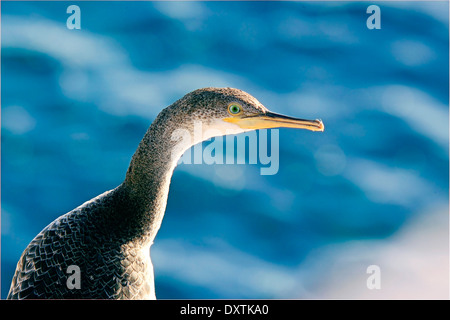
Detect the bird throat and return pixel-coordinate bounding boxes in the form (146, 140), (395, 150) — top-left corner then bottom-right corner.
(120, 114), (189, 244)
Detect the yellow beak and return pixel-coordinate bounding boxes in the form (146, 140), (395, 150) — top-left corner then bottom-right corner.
(224, 111), (324, 132)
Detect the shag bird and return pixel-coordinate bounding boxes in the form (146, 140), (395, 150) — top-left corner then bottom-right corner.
(7, 87), (324, 299)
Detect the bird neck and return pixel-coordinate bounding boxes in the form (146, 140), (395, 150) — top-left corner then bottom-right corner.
(121, 110), (192, 243)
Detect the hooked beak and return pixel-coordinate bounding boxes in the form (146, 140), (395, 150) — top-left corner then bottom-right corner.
(224, 111), (324, 132)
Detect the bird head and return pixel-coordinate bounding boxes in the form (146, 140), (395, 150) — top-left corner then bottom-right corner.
(170, 87), (324, 143)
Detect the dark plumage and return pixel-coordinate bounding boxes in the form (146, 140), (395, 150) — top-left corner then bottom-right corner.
(7, 88), (323, 299)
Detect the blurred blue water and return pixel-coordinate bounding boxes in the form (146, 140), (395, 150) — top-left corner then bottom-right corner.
(1, 1), (448, 299)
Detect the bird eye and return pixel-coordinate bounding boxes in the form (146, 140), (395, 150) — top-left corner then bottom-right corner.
(228, 103), (242, 115)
